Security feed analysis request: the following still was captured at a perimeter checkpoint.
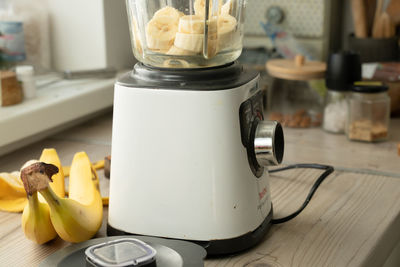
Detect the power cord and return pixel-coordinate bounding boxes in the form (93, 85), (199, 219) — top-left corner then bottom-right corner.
(269, 163), (335, 224)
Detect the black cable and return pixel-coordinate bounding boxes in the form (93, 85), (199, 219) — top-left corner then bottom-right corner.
(270, 163), (334, 224)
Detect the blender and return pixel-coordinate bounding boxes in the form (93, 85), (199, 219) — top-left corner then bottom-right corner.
(108, 0), (284, 255)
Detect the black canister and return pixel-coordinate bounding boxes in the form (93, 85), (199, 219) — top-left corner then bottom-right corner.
(323, 51), (361, 133)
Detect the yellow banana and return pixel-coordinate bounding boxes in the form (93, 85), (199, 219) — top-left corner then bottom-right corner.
(21, 192), (57, 244)
(62, 159), (104, 177)
(0, 171), (27, 212)
(21, 149), (65, 244)
(20, 152), (103, 243)
(39, 148), (65, 198)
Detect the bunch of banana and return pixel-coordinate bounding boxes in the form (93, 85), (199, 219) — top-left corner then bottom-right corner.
(0, 152), (106, 215)
(20, 151), (103, 243)
(21, 148), (65, 244)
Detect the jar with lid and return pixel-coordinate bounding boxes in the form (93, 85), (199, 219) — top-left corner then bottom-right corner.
(323, 51), (361, 133)
(347, 83), (390, 142)
(266, 54), (326, 128)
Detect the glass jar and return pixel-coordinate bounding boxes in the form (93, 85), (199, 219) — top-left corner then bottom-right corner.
(125, 0), (245, 68)
(323, 90), (349, 133)
(265, 55), (326, 128)
(347, 84), (390, 142)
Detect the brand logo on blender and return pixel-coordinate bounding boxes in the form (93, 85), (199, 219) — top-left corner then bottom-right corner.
(259, 187), (267, 200)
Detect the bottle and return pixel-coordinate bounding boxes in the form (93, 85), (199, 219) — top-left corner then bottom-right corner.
(347, 83), (390, 142)
(0, 0), (26, 69)
(323, 51), (361, 133)
(16, 65), (36, 99)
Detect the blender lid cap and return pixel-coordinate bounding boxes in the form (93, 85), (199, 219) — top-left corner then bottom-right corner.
(266, 54), (326, 81)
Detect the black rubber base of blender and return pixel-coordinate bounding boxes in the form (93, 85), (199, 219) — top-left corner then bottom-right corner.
(116, 61), (259, 91)
(107, 206), (273, 256)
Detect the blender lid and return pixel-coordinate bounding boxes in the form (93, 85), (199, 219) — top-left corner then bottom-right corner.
(266, 55), (326, 80)
(85, 238), (157, 267)
(39, 236), (206, 267)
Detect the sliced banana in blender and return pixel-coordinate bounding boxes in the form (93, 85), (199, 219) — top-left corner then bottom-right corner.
(146, 16), (179, 51)
(154, 6), (183, 21)
(174, 32), (204, 53)
(166, 45), (198, 56)
(178, 15), (205, 34)
(221, 0), (232, 15)
(217, 14), (238, 51)
(146, 6), (183, 51)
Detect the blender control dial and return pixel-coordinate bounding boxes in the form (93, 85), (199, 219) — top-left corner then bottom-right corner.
(253, 120), (284, 167)
(239, 91), (284, 177)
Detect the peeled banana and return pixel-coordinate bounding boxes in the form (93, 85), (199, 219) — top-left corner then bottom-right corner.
(20, 152), (103, 243)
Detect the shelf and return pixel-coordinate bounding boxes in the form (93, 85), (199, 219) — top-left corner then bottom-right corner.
(0, 74), (115, 156)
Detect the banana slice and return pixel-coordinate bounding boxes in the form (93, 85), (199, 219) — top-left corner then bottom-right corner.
(146, 15), (178, 51)
(154, 6), (183, 21)
(194, 0), (222, 18)
(167, 45), (198, 56)
(178, 15), (205, 34)
(221, 0), (232, 15)
(174, 32), (204, 53)
(163, 59), (191, 68)
(217, 14), (238, 51)
(204, 17), (218, 58)
(146, 6), (183, 51)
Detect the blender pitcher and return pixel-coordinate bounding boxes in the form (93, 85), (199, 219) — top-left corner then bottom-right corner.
(126, 0), (245, 68)
(109, 0), (283, 256)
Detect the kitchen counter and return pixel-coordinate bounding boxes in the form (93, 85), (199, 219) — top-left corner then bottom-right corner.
(0, 112), (399, 267)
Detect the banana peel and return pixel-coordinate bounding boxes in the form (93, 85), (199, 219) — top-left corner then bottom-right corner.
(0, 171), (27, 212)
(62, 159), (104, 177)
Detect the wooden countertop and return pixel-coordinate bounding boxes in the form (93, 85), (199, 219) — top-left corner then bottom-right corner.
(1, 113), (399, 267)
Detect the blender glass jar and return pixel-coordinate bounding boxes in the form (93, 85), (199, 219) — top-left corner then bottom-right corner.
(347, 84), (390, 142)
(126, 0), (245, 68)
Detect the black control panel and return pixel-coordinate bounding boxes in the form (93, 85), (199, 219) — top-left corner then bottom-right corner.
(239, 89), (264, 177)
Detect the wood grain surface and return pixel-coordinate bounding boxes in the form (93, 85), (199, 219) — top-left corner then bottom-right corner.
(1, 113), (400, 267)
(1, 168), (400, 267)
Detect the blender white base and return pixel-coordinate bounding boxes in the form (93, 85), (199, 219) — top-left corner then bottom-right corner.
(108, 77), (272, 244)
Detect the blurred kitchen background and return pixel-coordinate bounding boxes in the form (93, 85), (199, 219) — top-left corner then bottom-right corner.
(0, 0), (399, 155)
